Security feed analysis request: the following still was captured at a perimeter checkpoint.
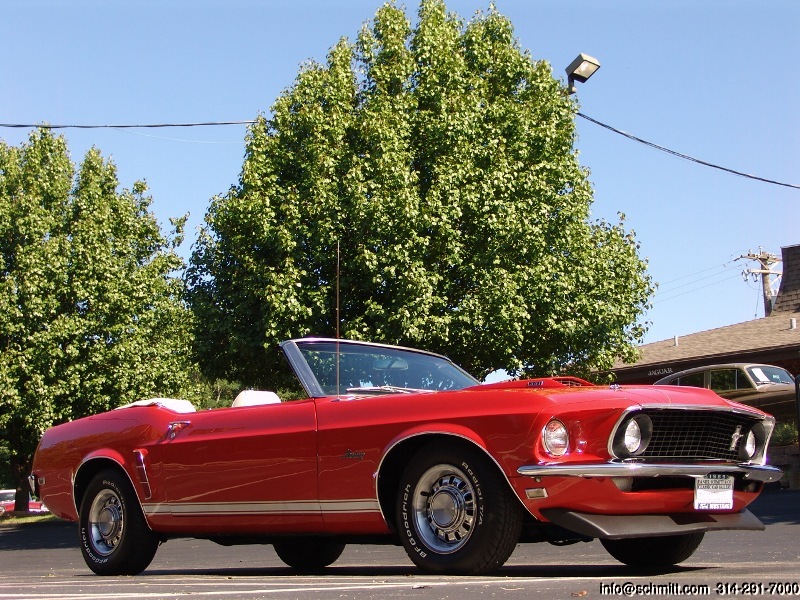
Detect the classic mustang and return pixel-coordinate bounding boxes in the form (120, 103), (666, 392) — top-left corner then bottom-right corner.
(30, 338), (783, 576)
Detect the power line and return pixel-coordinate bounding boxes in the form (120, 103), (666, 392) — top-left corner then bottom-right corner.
(654, 267), (735, 296)
(0, 121), (257, 129)
(2, 115), (798, 190)
(577, 112), (800, 190)
(652, 271), (743, 305)
(656, 261), (733, 288)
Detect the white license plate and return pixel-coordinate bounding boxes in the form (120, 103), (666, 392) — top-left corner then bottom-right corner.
(694, 474), (734, 510)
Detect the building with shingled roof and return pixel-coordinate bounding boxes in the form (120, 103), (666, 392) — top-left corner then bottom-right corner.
(612, 244), (800, 385)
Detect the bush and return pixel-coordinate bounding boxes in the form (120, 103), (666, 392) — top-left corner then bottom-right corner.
(772, 421), (799, 446)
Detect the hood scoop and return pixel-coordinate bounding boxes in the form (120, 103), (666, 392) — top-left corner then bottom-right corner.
(480, 377), (596, 391)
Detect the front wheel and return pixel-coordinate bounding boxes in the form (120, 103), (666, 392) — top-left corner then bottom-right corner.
(396, 442), (522, 574)
(601, 532), (705, 568)
(78, 469), (159, 575)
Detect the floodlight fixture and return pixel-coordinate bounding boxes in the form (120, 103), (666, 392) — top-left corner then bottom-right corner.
(566, 53), (601, 95)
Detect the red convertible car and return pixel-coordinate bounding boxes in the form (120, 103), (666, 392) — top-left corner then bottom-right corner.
(0, 489), (47, 515)
(30, 338), (782, 576)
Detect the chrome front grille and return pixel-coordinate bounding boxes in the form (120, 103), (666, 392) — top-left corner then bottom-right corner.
(638, 409), (760, 461)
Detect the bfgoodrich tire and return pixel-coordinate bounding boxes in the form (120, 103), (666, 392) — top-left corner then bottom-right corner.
(601, 532), (705, 568)
(396, 442), (522, 574)
(78, 469), (159, 575)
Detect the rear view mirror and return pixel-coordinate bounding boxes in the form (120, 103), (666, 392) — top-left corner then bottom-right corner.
(373, 358), (409, 371)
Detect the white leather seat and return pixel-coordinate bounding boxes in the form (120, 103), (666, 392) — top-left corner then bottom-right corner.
(232, 390), (282, 407)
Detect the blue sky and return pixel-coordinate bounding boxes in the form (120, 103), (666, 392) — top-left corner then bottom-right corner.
(2, 0), (798, 345)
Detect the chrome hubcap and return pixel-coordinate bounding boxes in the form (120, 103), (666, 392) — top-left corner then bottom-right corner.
(412, 465), (476, 553)
(88, 490), (124, 556)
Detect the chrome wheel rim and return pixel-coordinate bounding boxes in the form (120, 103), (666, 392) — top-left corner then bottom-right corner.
(88, 489), (124, 556)
(412, 464), (476, 554)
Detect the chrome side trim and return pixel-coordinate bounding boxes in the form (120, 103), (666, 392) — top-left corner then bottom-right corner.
(142, 499), (381, 517)
(517, 461), (784, 483)
(133, 451), (152, 500)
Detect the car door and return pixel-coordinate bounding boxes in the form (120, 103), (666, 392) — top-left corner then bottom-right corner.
(314, 395), (398, 536)
(709, 368), (754, 401)
(153, 399), (322, 533)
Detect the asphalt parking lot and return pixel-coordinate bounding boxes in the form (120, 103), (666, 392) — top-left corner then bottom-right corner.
(1, 487), (798, 599)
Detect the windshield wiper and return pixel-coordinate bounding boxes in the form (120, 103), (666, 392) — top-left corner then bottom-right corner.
(345, 385), (434, 395)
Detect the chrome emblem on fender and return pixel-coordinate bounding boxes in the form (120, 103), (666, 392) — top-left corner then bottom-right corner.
(342, 449), (366, 461)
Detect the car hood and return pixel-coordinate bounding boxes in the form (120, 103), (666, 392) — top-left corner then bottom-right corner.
(468, 379), (757, 413)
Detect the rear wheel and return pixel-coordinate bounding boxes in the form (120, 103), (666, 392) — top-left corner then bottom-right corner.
(396, 442), (522, 574)
(78, 469), (159, 575)
(601, 532), (705, 568)
(273, 539), (346, 570)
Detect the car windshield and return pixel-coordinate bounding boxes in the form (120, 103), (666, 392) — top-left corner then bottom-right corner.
(282, 339), (479, 398)
(0, 491), (14, 502)
(746, 365), (795, 386)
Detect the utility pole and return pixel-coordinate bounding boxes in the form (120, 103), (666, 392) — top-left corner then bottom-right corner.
(736, 247), (782, 317)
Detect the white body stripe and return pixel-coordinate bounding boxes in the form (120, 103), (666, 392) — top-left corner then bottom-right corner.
(142, 499), (381, 517)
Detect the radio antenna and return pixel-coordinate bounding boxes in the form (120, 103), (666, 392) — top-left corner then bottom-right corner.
(336, 240), (340, 399)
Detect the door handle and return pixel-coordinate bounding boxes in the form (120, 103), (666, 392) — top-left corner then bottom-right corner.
(167, 421), (191, 439)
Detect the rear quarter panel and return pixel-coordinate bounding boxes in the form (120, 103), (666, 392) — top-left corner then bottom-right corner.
(32, 408), (171, 521)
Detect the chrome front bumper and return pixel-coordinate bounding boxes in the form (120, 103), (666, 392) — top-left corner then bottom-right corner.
(518, 461), (784, 483)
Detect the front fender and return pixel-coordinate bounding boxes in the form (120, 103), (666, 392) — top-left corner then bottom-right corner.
(375, 424), (526, 529)
(381, 423), (491, 463)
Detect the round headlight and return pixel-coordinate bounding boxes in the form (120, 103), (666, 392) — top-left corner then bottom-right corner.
(611, 413), (652, 458)
(543, 420), (569, 457)
(623, 419), (642, 453)
(744, 430), (757, 459)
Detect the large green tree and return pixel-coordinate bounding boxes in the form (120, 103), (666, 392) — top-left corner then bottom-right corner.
(0, 129), (196, 508)
(187, 0), (653, 387)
